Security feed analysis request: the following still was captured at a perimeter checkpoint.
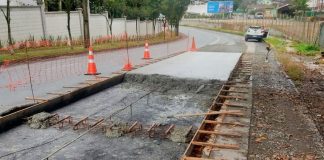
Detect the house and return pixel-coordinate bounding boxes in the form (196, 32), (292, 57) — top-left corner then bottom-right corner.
(247, 4), (277, 18)
(0, 0), (37, 6)
(307, 0), (324, 11)
(258, 0), (273, 5)
(277, 4), (294, 16)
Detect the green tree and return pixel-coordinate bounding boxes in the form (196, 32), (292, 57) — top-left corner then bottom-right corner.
(0, 0), (14, 51)
(124, 0), (150, 37)
(147, 0), (162, 35)
(92, 0), (126, 35)
(62, 0), (77, 49)
(293, 0), (309, 12)
(161, 0), (190, 36)
(81, 0), (91, 48)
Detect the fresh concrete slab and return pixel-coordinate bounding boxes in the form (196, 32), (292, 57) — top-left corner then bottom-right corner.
(129, 52), (242, 81)
(0, 75), (222, 160)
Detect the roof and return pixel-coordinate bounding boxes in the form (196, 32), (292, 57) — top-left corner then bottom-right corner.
(247, 4), (276, 10)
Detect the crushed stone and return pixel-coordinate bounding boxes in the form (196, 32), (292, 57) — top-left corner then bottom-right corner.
(27, 112), (53, 129)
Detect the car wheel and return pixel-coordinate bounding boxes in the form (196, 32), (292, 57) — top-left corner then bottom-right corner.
(245, 38), (248, 42)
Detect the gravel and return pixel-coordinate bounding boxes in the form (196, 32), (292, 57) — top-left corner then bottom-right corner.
(248, 42), (324, 159)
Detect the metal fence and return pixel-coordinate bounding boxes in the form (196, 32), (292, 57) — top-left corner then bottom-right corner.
(181, 18), (323, 45)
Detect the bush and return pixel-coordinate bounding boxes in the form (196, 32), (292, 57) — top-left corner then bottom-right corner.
(294, 43), (320, 56)
(286, 62), (304, 81)
(277, 53), (304, 81)
(265, 37), (286, 52)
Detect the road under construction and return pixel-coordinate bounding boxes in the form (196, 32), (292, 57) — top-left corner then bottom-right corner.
(0, 27), (254, 159)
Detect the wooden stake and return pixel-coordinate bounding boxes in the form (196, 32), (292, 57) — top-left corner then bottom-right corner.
(197, 130), (241, 137)
(191, 141), (239, 150)
(167, 110), (244, 118)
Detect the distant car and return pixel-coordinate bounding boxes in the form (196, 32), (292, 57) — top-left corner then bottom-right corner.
(245, 26), (264, 42)
(255, 12), (264, 19)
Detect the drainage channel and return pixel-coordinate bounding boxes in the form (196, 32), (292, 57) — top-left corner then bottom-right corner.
(182, 53), (252, 159)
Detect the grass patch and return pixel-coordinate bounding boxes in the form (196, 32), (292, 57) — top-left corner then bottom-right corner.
(293, 42), (320, 56)
(266, 37), (305, 81)
(277, 54), (304, 81)
(264, 37), (286, 53)
(0, 33), (180, 64)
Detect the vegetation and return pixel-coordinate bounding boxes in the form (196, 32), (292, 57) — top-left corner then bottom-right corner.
(276, 53), (305, 81)
(181, 25), (244, 36)
(0, 0), (14, 53)
(0, 32), (180, 64)
(264, 37), (286, 53)
(90, 0), (190, 36)
(293, 43), (320, 56)
(265, 37), (305, 81)
(292, 0), (309, 13)
(161, 0), (190, 36)
(62, 0), (77, 49)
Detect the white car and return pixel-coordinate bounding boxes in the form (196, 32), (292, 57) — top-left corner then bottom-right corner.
(255, 12), (264, 19)
(245, 26), (264, 42)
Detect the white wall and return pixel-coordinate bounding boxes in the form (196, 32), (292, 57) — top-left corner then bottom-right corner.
(111, 18), (125, 36)
(186, 4), (209, 15)
(127, 20), (137, 36)
(0, 6), (163, 45)
(0, 6), (43, 43)
(0, 0), (37, 6)
(90, 14), (108, 38)
(45, 11), (82, 39)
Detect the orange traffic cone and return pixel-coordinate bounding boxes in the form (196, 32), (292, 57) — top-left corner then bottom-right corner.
(190, 37), (197, 52)
(143, 41), (151, 59)
(123, 60), (133, 71)
(85, 46), (100, 75)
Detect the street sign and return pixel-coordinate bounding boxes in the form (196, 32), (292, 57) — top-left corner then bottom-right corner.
(207, 1), (234, 13)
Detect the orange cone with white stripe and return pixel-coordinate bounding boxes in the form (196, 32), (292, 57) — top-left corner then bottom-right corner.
(85, 46), (100, 75)
(190, 37), (197, 51)
(143, 41), (151, 59)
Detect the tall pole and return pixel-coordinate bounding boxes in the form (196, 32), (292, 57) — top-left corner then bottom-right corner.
(124, 16), (130, 65)
(163, 17), (166, 41)
(82, 0), (91, 48)
(25, 42), (35, 103)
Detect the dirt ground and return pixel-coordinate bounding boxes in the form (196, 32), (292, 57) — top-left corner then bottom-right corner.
(296, 63), (324, 139)
(248, 42), (324, 160)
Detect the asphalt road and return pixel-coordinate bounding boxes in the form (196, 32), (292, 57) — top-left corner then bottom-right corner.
(0, 26), (244, 113)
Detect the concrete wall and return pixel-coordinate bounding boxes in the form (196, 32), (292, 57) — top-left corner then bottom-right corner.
(45, 11), (83, 39)
(111, 18), (125, 36)
(0, 6), (44, 43)
(0, 0), (37, 6)
(90, 14), (108, 38)
(0, 6), (162, 45)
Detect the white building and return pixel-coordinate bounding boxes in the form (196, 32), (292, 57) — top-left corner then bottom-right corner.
(307, 0), (324, 11)
(187, 3), (210, 15)
(0, 0), (37, 6)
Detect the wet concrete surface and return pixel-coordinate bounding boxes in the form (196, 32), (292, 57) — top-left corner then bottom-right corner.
(130, 52), (242, 81)
(0, 27), (246, 160)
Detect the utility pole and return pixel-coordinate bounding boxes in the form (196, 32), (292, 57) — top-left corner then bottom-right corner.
(58, 0), (62, 11)
(82, 0), (90, 48)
